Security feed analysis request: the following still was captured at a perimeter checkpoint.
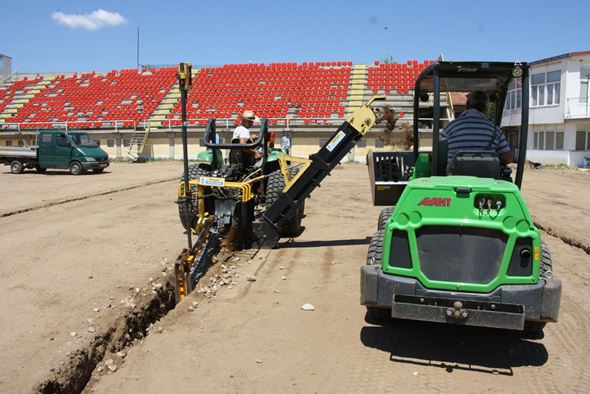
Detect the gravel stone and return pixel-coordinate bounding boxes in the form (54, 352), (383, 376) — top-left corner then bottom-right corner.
(246, 275), (257, 282)
(301, 303), (315, 311)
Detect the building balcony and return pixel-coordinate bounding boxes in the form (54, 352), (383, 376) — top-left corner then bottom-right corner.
(566, 97), (590, 119)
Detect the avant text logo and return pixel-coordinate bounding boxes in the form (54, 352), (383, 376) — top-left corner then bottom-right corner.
(417, 197), (452, 207)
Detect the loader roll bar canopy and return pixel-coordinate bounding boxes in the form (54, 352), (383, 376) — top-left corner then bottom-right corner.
(413, 61), (529, 189)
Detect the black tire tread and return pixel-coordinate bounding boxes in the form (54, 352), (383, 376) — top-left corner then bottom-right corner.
(523, 239), (552, 334)
(265, 168), (304, 237)
(377, 207), (394, 231)
(178, 164), (210, 230)
(365, 230), (390, 323)
(366, 230), (384, 266)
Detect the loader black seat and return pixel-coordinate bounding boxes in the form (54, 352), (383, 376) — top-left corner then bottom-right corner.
(448, 150), (501, 179)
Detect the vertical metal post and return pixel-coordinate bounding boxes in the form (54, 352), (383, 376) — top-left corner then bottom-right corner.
(136, 27), (140, 72)
(412, 84), (420, 160)
(515, 67), (529, 189)
(431, 65), (441, 176)
(178, 63), (193, 249)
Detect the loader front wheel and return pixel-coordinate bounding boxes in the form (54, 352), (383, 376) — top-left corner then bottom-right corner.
(265, 169), (305, 237)
(178, 164), (210, 230)
(365, 230), (391, 324)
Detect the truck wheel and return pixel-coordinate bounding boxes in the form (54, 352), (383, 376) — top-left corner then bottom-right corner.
(365, 230), (391, 323)
(178, 164), (210, 230)
(377, 207), (394, 231)
(265, 169), (304, 237)
(69, 161), (84, 175)
(10, 160), (24, 174)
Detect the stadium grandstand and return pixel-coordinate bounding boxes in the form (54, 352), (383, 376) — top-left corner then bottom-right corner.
(0, 59), (451, 161)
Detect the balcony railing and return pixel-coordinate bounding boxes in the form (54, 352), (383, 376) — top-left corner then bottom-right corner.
(566, 97), (590, 119)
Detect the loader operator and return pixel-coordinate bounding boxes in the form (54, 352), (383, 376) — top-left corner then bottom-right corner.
(441, 90), (512, 166)
(230, 110), (262, 166)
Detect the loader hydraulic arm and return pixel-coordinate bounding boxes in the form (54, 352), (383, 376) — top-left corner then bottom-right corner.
(259, 96), (385, 245)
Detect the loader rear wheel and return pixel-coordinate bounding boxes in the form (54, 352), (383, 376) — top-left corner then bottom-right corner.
(377, 207), (394, 231)
(178, 164), (210, 230)
(265, 169), (304, 237)
(365, 230), (391, 324)
(522, 240), (552, 336)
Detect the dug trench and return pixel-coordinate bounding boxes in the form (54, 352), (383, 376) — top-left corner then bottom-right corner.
(36, 246), (266, 394)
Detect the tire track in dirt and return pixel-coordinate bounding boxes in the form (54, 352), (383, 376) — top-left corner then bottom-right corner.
(534, 217), (590, 255)
(0, 177), (177, 218)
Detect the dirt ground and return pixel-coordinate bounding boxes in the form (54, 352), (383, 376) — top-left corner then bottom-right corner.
(0, 162), (183, 392)
(0, 162), (588, 393)
(521, 167), (590, 251)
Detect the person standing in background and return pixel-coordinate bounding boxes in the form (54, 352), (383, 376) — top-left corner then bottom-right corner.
(281, 132), (291, 155)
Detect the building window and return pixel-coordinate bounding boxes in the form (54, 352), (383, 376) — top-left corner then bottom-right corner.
(538, 132), (545, 150)
(556, 132), (564, 150)
(375, 139), (384, 148)
(5, 140), (12, 146)
(576, 130), (590, 151)
(123, 138), (130, 147)
(357, 139), (367, 148)
(581, 68), (590, 103)
(534, 130), (564, 150)
(531, 70), (561, 106)
(107, 139), (115, 147)
(18, 140), (24, 147)
(505, 79), (522, 110)
(94, 140), (101, 146)
(41, 134), (52, 146)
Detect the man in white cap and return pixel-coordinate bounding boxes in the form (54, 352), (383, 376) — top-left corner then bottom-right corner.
(230, 110), (261, 165)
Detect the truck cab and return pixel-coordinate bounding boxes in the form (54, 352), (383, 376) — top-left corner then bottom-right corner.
(36, 130), (109, 174)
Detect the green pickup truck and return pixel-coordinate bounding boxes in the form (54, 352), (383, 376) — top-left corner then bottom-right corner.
(0, 130), (109, 175)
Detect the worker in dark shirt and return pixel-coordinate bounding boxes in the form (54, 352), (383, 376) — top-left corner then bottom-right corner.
(441, 91), (513, 166)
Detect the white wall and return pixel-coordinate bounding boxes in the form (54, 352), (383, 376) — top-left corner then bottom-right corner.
(526, 149), (589, 167)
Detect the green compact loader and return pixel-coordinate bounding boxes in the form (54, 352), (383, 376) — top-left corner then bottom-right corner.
(361, 61), (561, 333)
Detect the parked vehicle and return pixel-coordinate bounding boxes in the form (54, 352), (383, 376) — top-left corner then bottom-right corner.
(0, 130), (109, 175)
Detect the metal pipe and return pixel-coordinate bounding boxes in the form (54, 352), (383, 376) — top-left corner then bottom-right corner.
(431, 65), (441, 176)
(515, 66), (529, 189)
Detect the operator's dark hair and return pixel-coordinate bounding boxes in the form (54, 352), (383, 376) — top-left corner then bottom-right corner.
(466, 90), (489, 113)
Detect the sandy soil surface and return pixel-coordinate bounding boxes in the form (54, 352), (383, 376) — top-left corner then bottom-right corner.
(1, 162), (588, 393)
(522, 167), (590, 250)
(0, 161), (180, 216)
(0, 162), (185, 392)
(88, 164), (590, 393)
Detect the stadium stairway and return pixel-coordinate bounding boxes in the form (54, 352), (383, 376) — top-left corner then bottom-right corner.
(345, 65), (368, 116)
(148, 77), (185, 129)
(126, 130), (147, 161)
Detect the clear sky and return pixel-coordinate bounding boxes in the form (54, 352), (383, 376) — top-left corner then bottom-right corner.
(1, 0), (587, 73)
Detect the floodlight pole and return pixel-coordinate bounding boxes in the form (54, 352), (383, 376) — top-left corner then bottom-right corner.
(136, 27), (140, 72)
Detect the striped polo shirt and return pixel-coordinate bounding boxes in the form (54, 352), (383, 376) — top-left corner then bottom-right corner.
(440, 108), (510, 163)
